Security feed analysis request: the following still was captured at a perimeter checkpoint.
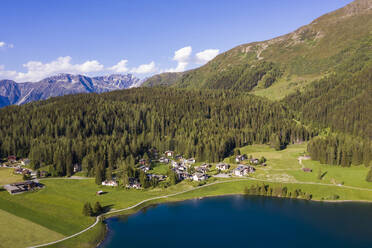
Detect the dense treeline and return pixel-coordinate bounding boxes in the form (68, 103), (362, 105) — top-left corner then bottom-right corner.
(307, 135), (372, 167)
(177, 61), (282, 91)
(284, 45), (372, 167)
(244, 184), (312, 200)
(284, 57), (372, 139)
(0, 88), (311, 177)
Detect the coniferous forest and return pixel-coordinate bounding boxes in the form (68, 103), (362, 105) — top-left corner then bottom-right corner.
(0, 88), (311, 177)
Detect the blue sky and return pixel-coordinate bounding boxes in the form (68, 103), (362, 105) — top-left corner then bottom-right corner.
(0, 0), (352, 81)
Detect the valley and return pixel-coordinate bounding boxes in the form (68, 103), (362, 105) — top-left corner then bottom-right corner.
(0, 1), (372, 248)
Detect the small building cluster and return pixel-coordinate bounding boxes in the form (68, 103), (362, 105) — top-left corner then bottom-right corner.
(235, 154), (248, 163)
(159, 157), (169, 163)
(233, 165), (256, 177)
(147, 174), (166, 181)
(102, 180), (118, 187)
(3, 180), (43, 195)
(13, 167), (32, 176)
(126, 178), (142, 189)
(216, 163), (230, 171)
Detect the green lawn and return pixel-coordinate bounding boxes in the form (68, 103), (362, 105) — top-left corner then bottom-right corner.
(1, 143), (372, 248)
(0, 168), (22, 185)
(0, 209), (64, 248)
(225, 143), (372, 190)
(149, 162), (169, 175)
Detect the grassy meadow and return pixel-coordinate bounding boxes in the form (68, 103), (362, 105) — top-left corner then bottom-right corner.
(0, 143), (371, 248)
(0, 168), (22, 185)
(0, 209), (64, 248)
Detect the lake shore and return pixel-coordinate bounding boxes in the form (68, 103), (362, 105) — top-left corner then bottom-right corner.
(98, 193), (372, 248)
(97, 190), (372, 248)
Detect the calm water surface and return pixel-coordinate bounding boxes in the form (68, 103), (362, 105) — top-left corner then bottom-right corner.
(100, 196), (372, 248)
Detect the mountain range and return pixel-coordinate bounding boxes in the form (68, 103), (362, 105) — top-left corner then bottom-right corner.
(0, 73), (142, 107)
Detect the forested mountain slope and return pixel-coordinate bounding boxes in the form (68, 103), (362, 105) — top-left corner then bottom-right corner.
(143, 0), (372, 100)
(0, 88), (311, 176)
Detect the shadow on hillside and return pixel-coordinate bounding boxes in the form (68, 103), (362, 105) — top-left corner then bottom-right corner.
(103, 204), (114, 213)
(320, 171), (328, 180)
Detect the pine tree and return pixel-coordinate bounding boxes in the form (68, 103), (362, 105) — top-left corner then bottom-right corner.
(95, 167), (103, 185)
(93, 201), (103, 215)
(82, 202), (93, 216)
(139, 170), (147, 188)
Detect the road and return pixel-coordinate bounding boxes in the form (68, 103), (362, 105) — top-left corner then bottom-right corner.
(29, 175), (372, 247)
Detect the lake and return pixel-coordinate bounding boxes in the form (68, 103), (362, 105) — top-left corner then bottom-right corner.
(99, 196), (372, 248)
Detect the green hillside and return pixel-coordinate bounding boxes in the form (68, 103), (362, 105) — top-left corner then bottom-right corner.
(143, 0), (372, 100)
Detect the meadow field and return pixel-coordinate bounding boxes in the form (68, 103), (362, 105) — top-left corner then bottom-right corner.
(0, 168), (22, 185)
(0, 143), (371, 248)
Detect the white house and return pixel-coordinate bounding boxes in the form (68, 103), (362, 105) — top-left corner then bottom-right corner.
(235, 155), (247, 163)
(159, 157), (169, 163)
(165, 150), (174, 157)
(233, 165), (255, 177)
(139, 165), (150, 172)
(21, 159), (30, 166)
(216, 163), (230, 171)
(186, 158), (196, 164)
(192, 173), (207, 181)
(102, 180), (118, 187)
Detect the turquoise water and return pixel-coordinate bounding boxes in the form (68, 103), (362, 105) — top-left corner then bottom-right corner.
(100, 196), (372, 248)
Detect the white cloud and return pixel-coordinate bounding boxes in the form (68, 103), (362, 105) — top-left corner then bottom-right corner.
(0, 56), (104, 82)
(195, 49), (219, 64)
(0, 41), (14, 49)
(130, 61), (156, 74)
(109, 59), (129, 73)
(173, 46), (192, 62)
(0, 45), (220, 82)
(164, 46), (219, 72)
(165, 46), (192, 72)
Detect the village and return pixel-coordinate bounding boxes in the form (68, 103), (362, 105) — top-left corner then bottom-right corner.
(1, 149), (270, 194)
(100, 149), (268, 190)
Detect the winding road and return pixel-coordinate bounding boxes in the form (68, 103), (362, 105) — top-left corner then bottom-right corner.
(30, 171), (372, 247)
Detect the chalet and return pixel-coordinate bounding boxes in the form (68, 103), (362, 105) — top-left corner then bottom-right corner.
(302, 168), (312, 172)
(165, 150), (174, 157)
(139, 159), (147, 165)
(102, 180), (118, 187)
(235, 154), (247, 163)
(4, 180), (43, 194)
(172, 161), (180, 168)
(186, 158), (196, 164)
(200, 163), (211, 170)
(21, 159), (30, 166)
(192, 173), (207, 181)
(159, 157), (169, 163)
(147, 174), (167, 181)
(250, 158), (260, 164)
(139, 165), (150, 172)
(195, 167), (208, 174)
(175, 154), (183, 160)
(126, 178), (142, 189)
(14, 167), (32, 175)
(173, 169), (191, 180)
(216, 163), (230, 171)
(8, 156), (17, 163)
(233, 165), (255, 177)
